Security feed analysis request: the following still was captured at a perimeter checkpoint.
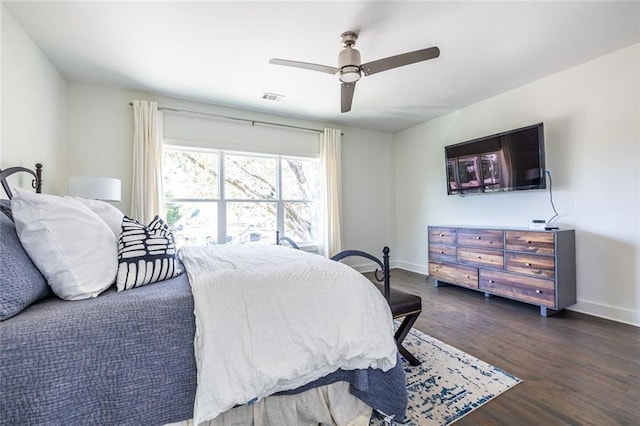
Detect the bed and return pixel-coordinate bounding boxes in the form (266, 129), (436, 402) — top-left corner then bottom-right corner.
(0, 164), (407, 426)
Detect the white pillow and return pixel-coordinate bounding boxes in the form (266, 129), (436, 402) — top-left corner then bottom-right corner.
(67, 196), (124, 238)
(11, 188), (117, 300)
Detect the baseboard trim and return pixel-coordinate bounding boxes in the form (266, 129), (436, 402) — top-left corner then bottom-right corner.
(395, 261), (428, 275)
(350, 260), (399, 274)
(567, 300), (639, 328)
(353, 261), (428, 276)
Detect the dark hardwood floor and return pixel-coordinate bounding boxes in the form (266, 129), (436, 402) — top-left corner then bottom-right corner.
(374, 269), (640, 425)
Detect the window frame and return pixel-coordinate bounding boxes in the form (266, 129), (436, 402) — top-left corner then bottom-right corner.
(163, 145), (319, 248)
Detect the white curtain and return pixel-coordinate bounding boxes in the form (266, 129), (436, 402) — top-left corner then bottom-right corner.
(320, 128), (343, 257)
(131, 100), (164, 224)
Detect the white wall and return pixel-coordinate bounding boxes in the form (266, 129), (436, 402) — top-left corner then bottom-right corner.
(340, 127), (396, 264)
(66, 84), (137, 213)
(1, 5), (67, 194)
(66, 83), (396, 260)
(395, 43), (640, 326)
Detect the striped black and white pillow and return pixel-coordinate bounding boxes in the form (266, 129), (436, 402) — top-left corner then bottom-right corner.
(116, 215), (182, 291)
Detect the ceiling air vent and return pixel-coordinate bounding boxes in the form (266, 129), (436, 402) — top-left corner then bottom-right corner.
(262, 92), (284, 102)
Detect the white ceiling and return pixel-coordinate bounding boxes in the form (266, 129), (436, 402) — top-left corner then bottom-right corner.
(4, 1), (640, 133)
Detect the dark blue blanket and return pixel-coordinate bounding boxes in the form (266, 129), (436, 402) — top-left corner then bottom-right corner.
(0, 274), (406, 425)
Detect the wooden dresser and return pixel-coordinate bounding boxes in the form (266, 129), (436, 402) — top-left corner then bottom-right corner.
(428, 226), (576, 316)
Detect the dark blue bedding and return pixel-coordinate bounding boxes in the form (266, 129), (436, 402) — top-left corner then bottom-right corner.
(0, 273), (406, 425)
(0, 274), (197, 425)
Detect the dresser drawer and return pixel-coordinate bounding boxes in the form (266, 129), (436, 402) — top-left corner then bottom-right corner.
(457, 229), (504, 249)
(429, 262), (478, 289)
(506, 231), (554, 255)
(429, 227), (457, 245)
(479, 270), (556, 308)
(429, 244), (457, 263)
(457, 247), (504, 269)
(506, 253), (555, 279)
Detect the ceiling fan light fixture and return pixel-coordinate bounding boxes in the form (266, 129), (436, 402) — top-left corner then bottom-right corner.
(339, 66), (361, 83)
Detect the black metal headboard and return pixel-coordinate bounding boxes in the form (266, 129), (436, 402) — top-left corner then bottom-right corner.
(0, 163), (43, 199)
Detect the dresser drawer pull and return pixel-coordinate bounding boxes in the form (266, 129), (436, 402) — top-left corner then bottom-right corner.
(525, 263), (531, 267)
(488, 279), (494, 283)
(440, 251), (445, 254)
(439, 233), (444, 237)
(466, 275), (470, 279)
(476, 236), (481, 240)
(535, 290), (542, 294)
(527, 240), (532, 244)
(478, 256), (482, 259)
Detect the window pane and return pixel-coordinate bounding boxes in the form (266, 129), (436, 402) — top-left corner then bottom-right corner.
(284, 202), (317, 242)
(224, 155), (276, 200)
(166, 202), (218, 247)
(457, 156), (481, 191)
(282, 159), (320, 201)
(163, 150), (218, 199)
(227, 202), (276, 244)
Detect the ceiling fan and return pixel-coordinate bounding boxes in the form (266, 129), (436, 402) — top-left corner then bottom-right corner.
(269, 31), (440, 113)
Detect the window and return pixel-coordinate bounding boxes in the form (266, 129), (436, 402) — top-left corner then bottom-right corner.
(163, 148), (319, 248)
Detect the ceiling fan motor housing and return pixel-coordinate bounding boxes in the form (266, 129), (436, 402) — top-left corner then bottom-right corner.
(338, 47), (361, 82)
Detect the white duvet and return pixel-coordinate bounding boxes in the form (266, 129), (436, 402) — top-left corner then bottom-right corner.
(179, 244), (397, 426)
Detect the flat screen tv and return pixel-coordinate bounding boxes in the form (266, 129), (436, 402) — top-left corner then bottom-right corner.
(445, 123), (546, 195)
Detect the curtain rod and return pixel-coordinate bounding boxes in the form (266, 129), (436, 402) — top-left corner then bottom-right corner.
(128, 102), (327, 134)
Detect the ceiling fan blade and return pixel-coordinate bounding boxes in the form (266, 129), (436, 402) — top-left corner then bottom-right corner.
(361, 46), (440, 76)
(341, 82), (356, 113)
(269, 58), (339, 75)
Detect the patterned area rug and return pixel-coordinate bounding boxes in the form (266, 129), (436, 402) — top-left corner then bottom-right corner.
(371, 328), (522, 425)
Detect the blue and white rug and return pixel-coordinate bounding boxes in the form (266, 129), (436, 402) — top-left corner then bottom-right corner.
(371, 328), (522, 425)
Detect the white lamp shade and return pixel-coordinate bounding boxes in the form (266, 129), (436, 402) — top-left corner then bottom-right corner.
(68, 176), (121, 201)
